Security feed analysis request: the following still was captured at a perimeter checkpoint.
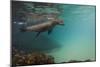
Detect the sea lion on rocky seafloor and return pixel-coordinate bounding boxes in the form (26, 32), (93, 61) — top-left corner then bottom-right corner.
(20, 19), (64, 38)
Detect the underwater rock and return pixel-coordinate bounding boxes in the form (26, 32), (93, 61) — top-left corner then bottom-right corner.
(12, 48), (55, 66)
(61, 59), (94, 63)
(84, 59), (94, 62)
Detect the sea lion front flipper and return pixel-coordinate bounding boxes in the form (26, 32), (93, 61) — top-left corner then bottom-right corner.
(35, 32), (41, 38)
(48, 28), (53, 35)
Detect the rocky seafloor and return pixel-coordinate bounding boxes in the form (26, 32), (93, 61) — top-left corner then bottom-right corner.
(12, 47), (55, 66)
(12, 47), (95, 66)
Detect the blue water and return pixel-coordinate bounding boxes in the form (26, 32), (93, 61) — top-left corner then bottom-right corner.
(12, 4), (96, 63)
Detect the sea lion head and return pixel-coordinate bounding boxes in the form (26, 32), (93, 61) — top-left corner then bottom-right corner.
(53, 19), (64, 26)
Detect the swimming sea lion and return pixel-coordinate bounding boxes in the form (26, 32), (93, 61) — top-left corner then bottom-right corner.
(20, 19), (64, 37)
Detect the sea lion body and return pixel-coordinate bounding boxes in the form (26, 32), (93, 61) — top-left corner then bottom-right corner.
(21, 19), (63, 31)
(25, 21), (55, 32)
(20, 19), (64, 37)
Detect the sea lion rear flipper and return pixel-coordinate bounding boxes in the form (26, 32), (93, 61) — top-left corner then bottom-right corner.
(48, 29), (53, 35)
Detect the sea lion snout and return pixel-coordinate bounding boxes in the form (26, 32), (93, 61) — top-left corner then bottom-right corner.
(54, 19), (64, 25)
(58, 20), (64, 25)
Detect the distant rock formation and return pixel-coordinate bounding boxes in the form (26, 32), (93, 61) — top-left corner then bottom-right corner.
(61, 59), (95, 64)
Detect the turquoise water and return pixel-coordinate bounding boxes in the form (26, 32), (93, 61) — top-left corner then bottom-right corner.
(47, 5), (96, 63)
(12, 4), (96, 63)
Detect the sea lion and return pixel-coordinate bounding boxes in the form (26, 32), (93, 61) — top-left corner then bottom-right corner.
(20, 19), (64, 37)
